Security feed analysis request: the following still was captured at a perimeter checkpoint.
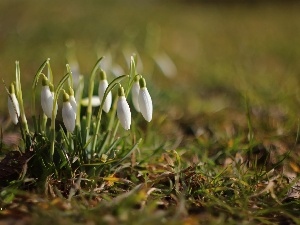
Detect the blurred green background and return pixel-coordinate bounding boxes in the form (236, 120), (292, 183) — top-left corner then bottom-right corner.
(1, 0), (300, 130)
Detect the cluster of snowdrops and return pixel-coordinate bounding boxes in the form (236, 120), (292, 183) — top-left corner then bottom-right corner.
(7, 57), (152, 132)
(4, 56), (152, 165)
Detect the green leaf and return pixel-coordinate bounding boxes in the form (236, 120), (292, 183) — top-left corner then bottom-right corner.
(32, 59), (49, 90)
(47, 60), (54, 83)
(86, 56), (104, 137)
(112, 138), (142, 168)
(50, 72), (70, 158)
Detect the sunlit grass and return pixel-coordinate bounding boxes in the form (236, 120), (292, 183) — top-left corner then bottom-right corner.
(1, 1), (300, 224)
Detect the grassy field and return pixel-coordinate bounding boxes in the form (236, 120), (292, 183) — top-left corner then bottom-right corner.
(1, 1), (300, 224)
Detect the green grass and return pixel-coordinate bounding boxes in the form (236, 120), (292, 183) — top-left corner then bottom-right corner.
(1, 1), (300, 224)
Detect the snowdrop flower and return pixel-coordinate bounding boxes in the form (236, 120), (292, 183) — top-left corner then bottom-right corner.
(117, 86), (131, 130)
(62, 91), (76, 132)
(131, 76), (140, 112)
(98, 70), (112, 113)
(81, 96), (100, 107)
(41, 75), (56, 118)
(7, 83), (20, 124)
(138, 78), (153, 122)
(68, 86), (77, 118)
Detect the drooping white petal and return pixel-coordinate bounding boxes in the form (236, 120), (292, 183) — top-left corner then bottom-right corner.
(62, 102), (76, 132)
(69, 95), (77, 117)
(131, 81), (140, 112)
(98, 80), (112, 113)
(41, 86), (55, 118)
(138, 87), (153, 122)
(7, 93), (20, 125)
(117, 96), (131, 130)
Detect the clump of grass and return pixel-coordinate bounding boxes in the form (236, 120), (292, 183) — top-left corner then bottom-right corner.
(1, 55), (153, 197)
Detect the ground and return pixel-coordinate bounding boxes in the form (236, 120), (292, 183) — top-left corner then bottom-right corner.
(1, 1), (300, 224)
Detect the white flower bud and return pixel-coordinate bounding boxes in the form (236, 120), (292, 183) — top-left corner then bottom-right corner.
(98, 70), (112, 113)
(117, 86), (131, 130)
(70, 95), (77, 113)
(62, 92), (76, 132)
(7, 84), (20, 125)
(131, 80), (140, 112)
(69, 87), (77, 118)
(41, 76), (56, 118)
(41, 86), (54, 118)
(138, 78), (153, 122)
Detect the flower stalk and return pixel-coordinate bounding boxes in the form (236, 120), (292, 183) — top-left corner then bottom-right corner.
(85, 57), (103, 143)
(15, 61), (29, 133)
(90, 74), (128, 157)
(108, 56), (137, 144)
(50, 73), (70, 159)
(31, 59), (49, 132)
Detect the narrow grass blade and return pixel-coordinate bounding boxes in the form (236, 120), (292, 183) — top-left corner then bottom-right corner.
(112, 138), (142, 168)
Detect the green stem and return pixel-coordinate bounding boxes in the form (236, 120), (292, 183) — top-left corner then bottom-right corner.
(86, 57), (104, 143)
(31, 59), (49, 132)
(109, 75), (140, 145)
(91, 75), (128, 157)
(50, 73), (70, 158)
(68, 132), (73, 154)
(75, 76), (84, 127)
(50, 128), (55, 160)
(110, 121), (120, 145)
(105, 96), (118, 144)
(41, 114), (47, 133)
(15, 61), (29, 134)
(47, 60), (53, 84)
(108, 57), (139, 145)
